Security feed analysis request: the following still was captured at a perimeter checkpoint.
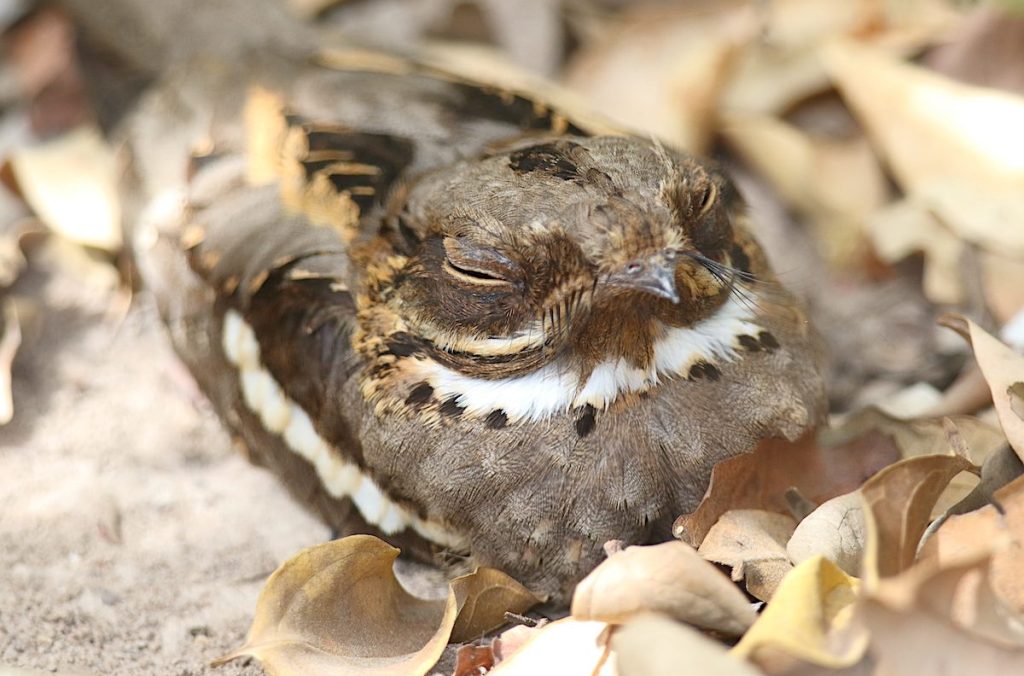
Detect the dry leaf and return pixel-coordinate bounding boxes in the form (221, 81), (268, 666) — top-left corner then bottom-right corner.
(452, 643), (495, 676)
(612, 613), (762, 676)
(787, 492), (866, 577)
(869, 551), (1024, 648)
(674, 429), (900, 547)
(722, 0), (959, 115)
(491, 622), (545, 663)
(565, 2), (755, 154)
(865, 197), (966, 305)
(698, 509), (795, 602)
(7, 126), (121, 251)
(860, 454), (973, 581)
(861, 553), (1024, 671)
(824, 41), (1024, 257)
(0, 221), (29, 290)
(941, 315), (1024, 462)
(921, 475), (1024, 615)
(926, 3), (1024, 96)
(215, 535), (539, 676)
(733, 556), (866, 669)
(0, 299), (20, 425)
(487, 619), (615, 676)
(721, 113), (888, 265)
(475, 0), (565, 76)
(937, 443), (1023, 520)
(823, 407), (1004, 465)
(571, 541), (756, 636)
(449, 567), (541, 642)
(979, 250), (1024, 326)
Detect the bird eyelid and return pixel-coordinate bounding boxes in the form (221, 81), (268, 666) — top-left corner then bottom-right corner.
(696, 181), (718, 217)
(441, 236), (519, 286)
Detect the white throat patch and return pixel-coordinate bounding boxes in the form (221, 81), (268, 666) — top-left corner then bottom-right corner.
(417, 292), (761, 422)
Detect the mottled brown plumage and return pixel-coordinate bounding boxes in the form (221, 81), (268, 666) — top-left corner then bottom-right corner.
(124, 50), (826, 601)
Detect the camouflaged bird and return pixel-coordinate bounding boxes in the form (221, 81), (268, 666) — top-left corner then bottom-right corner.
(125, 50), (827, 601)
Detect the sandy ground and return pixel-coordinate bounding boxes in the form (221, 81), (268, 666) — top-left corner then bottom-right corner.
(0, 248), (334, 674)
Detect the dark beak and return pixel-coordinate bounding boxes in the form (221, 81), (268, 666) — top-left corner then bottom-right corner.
(606, 250), (681, 304)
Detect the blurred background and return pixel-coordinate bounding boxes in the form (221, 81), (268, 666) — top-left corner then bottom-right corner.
(0, 0), (1022, 673)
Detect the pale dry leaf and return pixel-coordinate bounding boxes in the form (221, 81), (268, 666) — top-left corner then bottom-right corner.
(979, 250), (1024, 326)
(861, 604), (1024, 675)
(824, 407), (1003, 466)
(733, 556), (866, 669)
(1006, 307), (1024, 352)
(215, 535), (539, 676)
(564, 1), (756, 154)
(4, 6), (76, 99)
(674, 428), (900, 547)
(787, 492), (866, 577)
(487, 619), (615, 676)
(720, 113), (889, 265)
(33, 237), (119, 293)
(722, 0), (960, 115)
(941, 315), (1024, 462)
(698, 509), (795, 601)
(865, 197), (966, 305)
(449, 567), (542, 643)
(824, 41), (1024, 257)
(0, 222), (28, 289)
(925, 362), (994, 419)
(860, 453), (973, 581)
(490, 622), (544, 663)
(8, 126), (121, 251)
(742, 560), (795, 606)
(0, 299), (20, 424)
(867, 381), (944, 420)
(861, 552), (1024, 670)
(921, 475), (1024, 615)
(476, 0), (564, 76)
(612, 613), (762, 676)
(571, 541), (756, 636)
(870, 551), (1024, 648)
(1011, 383), (1024, 421)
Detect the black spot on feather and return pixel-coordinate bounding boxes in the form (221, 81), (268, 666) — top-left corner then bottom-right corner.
(738, 335), (762, 352)
(575, 405), (597, 438)
(405, 382), (434, 408)
(384, 332), (423, 358)
(688, 361), (721, 381)
(758, 331), (780, 351)
(440, 396), (466, 418)
(485, 409), (509, 429)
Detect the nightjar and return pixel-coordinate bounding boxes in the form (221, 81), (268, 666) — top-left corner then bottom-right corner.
(125, 50), (827, 600)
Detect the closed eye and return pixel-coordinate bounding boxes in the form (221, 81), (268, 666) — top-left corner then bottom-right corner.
(443, 259), (512, 286)
(697, 182), (717, 216)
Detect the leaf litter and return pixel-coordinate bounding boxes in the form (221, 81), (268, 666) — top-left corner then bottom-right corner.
(5, 1), (1024, 675)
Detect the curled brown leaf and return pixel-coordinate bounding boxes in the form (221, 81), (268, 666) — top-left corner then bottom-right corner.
(674, 428), (899, 547)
